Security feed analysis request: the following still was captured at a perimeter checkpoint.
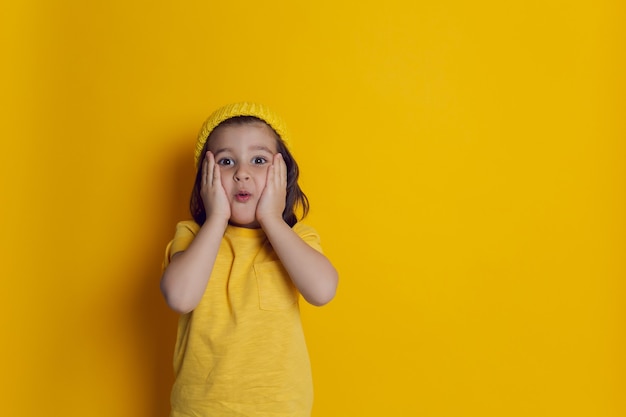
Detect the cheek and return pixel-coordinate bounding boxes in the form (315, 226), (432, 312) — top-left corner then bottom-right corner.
(255, 168), (270, 189)
(219, 174), (231, 191)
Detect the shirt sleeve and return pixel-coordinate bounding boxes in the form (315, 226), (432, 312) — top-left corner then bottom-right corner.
(162, 220), (200, 270)
(292, 222), (323, 254)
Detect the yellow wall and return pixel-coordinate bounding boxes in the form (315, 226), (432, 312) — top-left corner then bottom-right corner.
(1, 1), (624, 416)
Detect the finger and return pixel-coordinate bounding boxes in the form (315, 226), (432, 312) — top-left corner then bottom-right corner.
(206, 151), (215, 186)
(265, 160), (275, 188)
(277, 153), (287, 187)
(276, 154), (284, 187)
(212, 156), (221, 186)
(202, 152), (209, 186)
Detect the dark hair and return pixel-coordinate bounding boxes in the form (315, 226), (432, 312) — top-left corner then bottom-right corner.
(190, 116), (309, 227)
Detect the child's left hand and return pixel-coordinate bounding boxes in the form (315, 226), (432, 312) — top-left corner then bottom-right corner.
(256, 153), (287, 225)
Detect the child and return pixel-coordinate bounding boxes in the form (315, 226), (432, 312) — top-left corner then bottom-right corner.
(161, 102), (338, 417)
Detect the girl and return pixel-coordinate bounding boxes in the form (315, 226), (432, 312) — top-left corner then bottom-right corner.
(161, 102), (338, 417)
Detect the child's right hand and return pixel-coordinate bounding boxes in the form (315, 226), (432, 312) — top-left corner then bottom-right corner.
(201, 151), (231, 223)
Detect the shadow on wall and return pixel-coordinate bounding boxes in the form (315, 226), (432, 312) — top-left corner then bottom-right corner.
(132, 138), (196, 417)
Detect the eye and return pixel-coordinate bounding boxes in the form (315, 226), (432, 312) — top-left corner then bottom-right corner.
(217, 157), (234, 166)
(252, 156), (268, 165)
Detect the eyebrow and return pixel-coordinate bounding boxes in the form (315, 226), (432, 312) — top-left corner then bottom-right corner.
(213, 145), (275, 155)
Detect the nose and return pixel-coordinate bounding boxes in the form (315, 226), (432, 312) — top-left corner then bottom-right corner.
(233, 167), (250, 182)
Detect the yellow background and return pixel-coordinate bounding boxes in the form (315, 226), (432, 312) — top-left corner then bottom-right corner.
(1, 1), (624, 416)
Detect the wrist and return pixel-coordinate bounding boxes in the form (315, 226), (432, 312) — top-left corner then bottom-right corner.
(257, 214), (286, 231)
(203, 213), (229, 230)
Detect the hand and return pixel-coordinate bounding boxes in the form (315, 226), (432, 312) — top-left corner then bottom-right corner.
(256, 153), (287, 225)
(201, 151), (231, 223)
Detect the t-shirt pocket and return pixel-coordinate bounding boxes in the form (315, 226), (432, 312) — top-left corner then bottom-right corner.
(254, 261), (298, 311)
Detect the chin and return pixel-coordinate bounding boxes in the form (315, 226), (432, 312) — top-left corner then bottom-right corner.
(229, 215), (260, 229)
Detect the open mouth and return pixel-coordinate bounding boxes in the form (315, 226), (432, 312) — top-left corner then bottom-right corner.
(235, 191), (251, 202)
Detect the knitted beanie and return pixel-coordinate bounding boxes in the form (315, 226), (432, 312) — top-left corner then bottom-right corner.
(194, 102), (290, 168)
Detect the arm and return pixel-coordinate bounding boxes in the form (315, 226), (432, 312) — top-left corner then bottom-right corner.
(260, 218), (338, 306)
(257, 154), (338, 306)
(160, 217), (227, 313)
(160, 151), (230, 314)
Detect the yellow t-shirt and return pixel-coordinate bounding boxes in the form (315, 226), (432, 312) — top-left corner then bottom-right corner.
(163, 221), (322, 417)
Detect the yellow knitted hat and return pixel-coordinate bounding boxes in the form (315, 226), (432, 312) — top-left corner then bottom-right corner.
(194, 102), (290, 168)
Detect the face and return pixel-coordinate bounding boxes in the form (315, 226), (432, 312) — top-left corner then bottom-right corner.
(208, 121), (278, 228)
